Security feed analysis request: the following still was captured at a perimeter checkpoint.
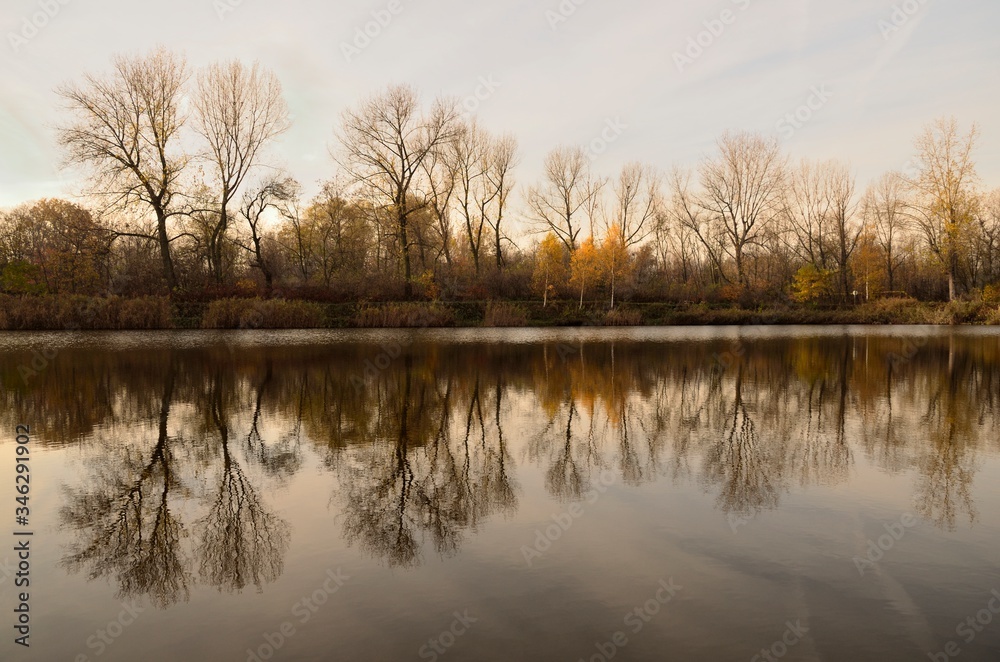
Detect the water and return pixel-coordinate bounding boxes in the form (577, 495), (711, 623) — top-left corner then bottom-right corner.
(1, 327), (999, 661)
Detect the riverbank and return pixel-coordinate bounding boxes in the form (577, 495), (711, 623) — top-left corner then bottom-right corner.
(2, 295), (1000, 330)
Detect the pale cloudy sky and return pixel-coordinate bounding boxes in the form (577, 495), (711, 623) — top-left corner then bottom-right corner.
(1, 0), (998, 213)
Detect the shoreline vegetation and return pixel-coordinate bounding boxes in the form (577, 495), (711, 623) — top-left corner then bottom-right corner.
(1, 295), (999, 331)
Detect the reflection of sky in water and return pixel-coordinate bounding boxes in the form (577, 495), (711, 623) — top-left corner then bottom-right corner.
(0, 328), (998, 661)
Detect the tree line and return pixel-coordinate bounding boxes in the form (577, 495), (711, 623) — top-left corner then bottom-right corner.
(2, 47), (998, 306)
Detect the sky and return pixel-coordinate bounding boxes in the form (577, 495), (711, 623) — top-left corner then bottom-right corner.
(1, 0), (999, 217)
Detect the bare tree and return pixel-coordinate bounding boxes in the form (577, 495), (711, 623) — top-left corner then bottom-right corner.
(336, 85), (460, 296)
(608, 162), (662, 248)
(57, 48), (189, 290)
(669, 167), (727, 283)
(825, 162), (860, 297)
(676, 132), (786, 286)
(451, 122), (490, 273)
(861, 172), (909, 293)
(303, 180), (373, 286)
(652, 204), (699, 284)
(422, 144), (457, 267)
(193, 60), (290, 283)
(783, 159), (834, 270)
(447, 122), (520, 273)
(973, 189), (1000, 287)
(527, 146), (601, 253)
(905, 117), (980, 301)
(484, 133), (518, 271)
(236, 174), (297, 291)
(272, 181), (309, 282)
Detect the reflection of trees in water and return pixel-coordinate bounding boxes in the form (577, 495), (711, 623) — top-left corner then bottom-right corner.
(782, 343), (854, 489)
(914, 348), (979, 530)
(245, 361), (303, 480)
(2, 333), (997, 571)
(197, 372), (289, 593)
(336, 361), (519, 567)
(58, 356), (294, 607)
(702, 366), (781, 517)
(541, 401), (591, 500)
(61, 368), (191, 608)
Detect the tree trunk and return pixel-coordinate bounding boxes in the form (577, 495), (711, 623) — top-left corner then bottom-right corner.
(610, 268), (616, 310)
(948, 242), (958, 301)
(399, 210), (412, 298)
(156, 211), (177, 291)
(212, 207), (229, 284)
(495, 225), (503, 271)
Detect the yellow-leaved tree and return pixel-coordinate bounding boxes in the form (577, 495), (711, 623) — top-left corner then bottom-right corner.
(599, 224), (632, 309)
(532, 233), (568, 307)
(570, 236), (600, 309)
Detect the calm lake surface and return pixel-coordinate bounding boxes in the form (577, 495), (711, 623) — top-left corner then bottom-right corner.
(1, 327), (999, 661)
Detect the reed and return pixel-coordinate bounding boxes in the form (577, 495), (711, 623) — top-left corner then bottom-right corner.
(0, 295), (172, 330)
(602, 308), (644, 326)
(483, 302), (528, 327)
(354, 303), (455, 328)
(201, 298), (324, 329)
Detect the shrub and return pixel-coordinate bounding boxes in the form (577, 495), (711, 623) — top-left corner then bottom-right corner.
(483, 302), (528, 327)
(354, 303), (455, 328)
(790, 265), (835, 304)
(0, 295), (173, 330)
(201, 298), (324, 329)
(854, 298), (935, 324)
(940, 300), (986, 325)
(602, 308), (643, 326)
